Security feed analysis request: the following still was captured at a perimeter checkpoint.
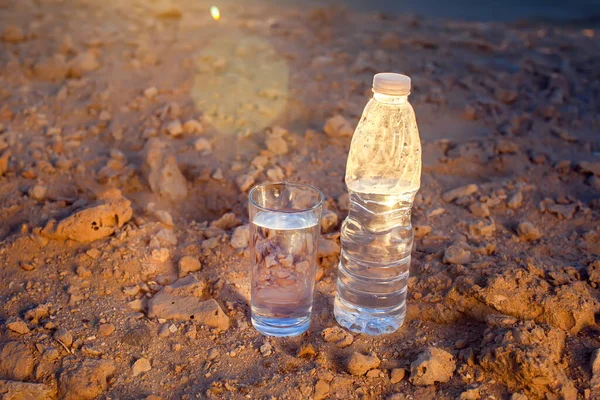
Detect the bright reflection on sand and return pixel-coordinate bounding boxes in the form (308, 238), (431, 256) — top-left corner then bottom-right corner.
(191, 33), (289, 135)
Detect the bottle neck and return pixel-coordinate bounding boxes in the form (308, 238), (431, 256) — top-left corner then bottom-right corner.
(373, 92), (409, 104)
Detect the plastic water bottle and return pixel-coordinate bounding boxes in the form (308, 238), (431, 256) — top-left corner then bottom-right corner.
(334, 73), (422, 335)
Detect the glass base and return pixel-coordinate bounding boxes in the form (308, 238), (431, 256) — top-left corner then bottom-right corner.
(334, 296), (405, 336)
(251, 315), (310, 337)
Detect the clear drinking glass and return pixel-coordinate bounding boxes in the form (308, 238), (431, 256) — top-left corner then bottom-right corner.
(249, 182), (324, 337)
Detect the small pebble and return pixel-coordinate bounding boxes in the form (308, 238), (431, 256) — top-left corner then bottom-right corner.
(165, 120), (183, 137)
(98, 323), (115, 337)
(178, 256), (201, 277)
(390, 368), (406, 384)
(194, 138), (213, 152)
(517, 221), (542, 241)
(6, 317), (30, 334)
(144, 87), (158, 99)
(443, 245), (471, 265)
(132, 358), (152, 377)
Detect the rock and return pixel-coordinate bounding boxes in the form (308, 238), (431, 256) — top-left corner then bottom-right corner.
(265, 135), (288, 155)
(144, 87), (158, 99)
(546, 203), (577, 219)
(54, 328), (73, 347)
(194, 138), (212, 152)
(442, 184), (478, 203)
(68, 51), (100, 77)
(314, 380), (330, 400)
(337, 193), (350, 211)
(59, 359), (115, 400)
(98, 323), (115, 337)
(324, 115), (354, 137)
(322, 326), (354, 348)
(142, 138), (188, 200)
(320, 210), (338, 233)
(207, 348), (219, 361)
(480, 321), (576, 399)
(494, 88), (518, 104)
(41, 189), (132, 243)
(211, 212), (241, 230)
(517, 221), (542, 241)
(156, 229), (177, 246)
(507, 191), (523, 209)
(132, 358), (151, 377)
(29, 184), (47, 201)
(472, 269), (595, 333)
(236, 174), (255, 192)
(366, 369), (382, 378)
(154, 210), (173, 226)
(390, 368), (406, 384)
(260, 342), (273, 357)
(165, 120), (183, 137)
(459, 388), (481, 400)
(469, 202), (490, 218)
(2, 26), (25, 43)
(148, 276), (229, 330)
(33, 55), (69, 81)
(347, 352), (380, 376)
(414, 225), (432, 239)
(443, 245), (471, 265)
(469, 220), (496, 238)
(297, 343), (317, 358)
(183, 119), (203, 134)
(409, 347), (456, 386)
(230, 224), (249, 249)
(318, 238), (340, 258)
(6, 317), (29, 334)
(178, 256), (201, 277)
(579, 161), (600, 176)
(0, 380), (56, 400)
(0, 342), (35, 381)
(551, 126), (577, 143)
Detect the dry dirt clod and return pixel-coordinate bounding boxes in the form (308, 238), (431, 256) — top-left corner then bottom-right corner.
(517, 221), (542, 241)
(0, 342), (35, 381)
(390, 368), (406, 384)
(230, 224), (250, 249)
(414, 225), (432, 239)
(320, 210), (339, 233)
(469, 202), (490, 218)
(6, 317), (30, 334)
(0, 380), (56, 400)
(165, 120), (183, 137)
(318, 237), (340, 258)
(590, 349), (600, 393)
(442, 184), (478, 203)
(265, 134), (288, 155)
(211, 212), (241, 230)
(33, 55), (69, 81)
(144, 86), (158, 99)
(142, 138), (188, 201)
(29, 184), (47, 201)
(194, 138), (212, 152)
(68, 51), (100, 77)
(479, 321), (576, 399)
(324, 115), (354, 137)
(178, 255), (202, 277)
(507, 191), (523, 209)
(53, 328), (73, 347)
(314, 379), (330, 400)
(347, 352), (381, 376)
(298, 343), (317, 358)
(98, 323), (115, 337)
(59, 359), (115, 400)
(41, 189), (132, 243)
(443, 245), (471, 265)
(183, 119), (203, 134)
(147, 276), (229, 330)
(260, 342), (273, 357)
(409, 347), (456, 386)
(321, 326), (354, 348)
(2, 25), (25, 43)
(132, 358), (152, 377)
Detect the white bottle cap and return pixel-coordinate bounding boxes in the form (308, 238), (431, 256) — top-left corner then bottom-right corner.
(372, 73), (411, 96)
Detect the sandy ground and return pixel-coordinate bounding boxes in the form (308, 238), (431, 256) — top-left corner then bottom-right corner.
(0, 0), (599, 399)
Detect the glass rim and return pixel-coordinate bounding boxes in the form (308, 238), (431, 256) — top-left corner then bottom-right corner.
(248, 181), (325, 214)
